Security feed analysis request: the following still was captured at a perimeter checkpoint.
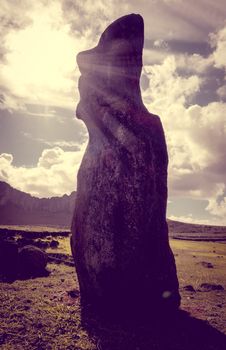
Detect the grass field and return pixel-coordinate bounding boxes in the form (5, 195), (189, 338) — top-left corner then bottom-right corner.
(0, 227), (225, 349)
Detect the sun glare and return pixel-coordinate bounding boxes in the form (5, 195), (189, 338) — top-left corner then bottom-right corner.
(1, 4), (86, 107)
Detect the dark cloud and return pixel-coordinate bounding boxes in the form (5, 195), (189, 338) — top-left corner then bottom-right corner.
(163, 0), (226, 38)
(145, 39), (212, 57)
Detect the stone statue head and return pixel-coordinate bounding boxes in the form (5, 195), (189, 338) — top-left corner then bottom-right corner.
(76, 14), (144, 125)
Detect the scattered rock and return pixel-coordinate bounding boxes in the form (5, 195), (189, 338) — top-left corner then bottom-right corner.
(199, 261), (214, 269)
(199, 283), (224, 292)
(17, 237), (34, 247)
(23, 305), (30, 311)
(18, 245), (48, 277)
(183, 285), (196, 292)
(35, 239), (49, 249)
(25, 299), (32, 304)
(67, 290), (80, 298)
(49, 239), (59, 248)
(17, 237), (49, 249)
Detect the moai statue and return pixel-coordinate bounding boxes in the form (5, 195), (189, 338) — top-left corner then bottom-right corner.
(71, 14), (180, 321)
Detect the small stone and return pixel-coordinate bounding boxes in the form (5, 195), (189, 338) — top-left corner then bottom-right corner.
(17, 237), (34, 247)
(50, 240), (59, 248)
(183, 285), (196, 292)
(23, 305), (30, 311)
(25, 299), (32, 303)
(200, 261), (214, 269)
(67, 290), (80, 298)
(199, 283), (224, 292)
(35, 239), (49, 249)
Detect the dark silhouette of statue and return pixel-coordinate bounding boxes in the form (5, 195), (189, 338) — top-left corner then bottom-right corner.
(71, 13), (180, 322)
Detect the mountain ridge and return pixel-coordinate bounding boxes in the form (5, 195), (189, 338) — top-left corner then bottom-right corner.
(0, 181), (76, 227)
(0, 181), (226, 237)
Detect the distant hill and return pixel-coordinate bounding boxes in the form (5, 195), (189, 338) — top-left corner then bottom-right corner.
(168, 219), (226, 241)
(0, 181), (76, 227)
(0, 181), (226, 239)
(168, 219), (226, 234)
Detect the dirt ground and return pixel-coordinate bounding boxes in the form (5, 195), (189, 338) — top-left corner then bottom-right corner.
(0, 236), (225, 349)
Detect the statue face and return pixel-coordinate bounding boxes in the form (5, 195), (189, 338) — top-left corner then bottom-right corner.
(75, 36), (143, 122)
(76, 72), (100, 120)
(76, 49), (100, 120)
(76, 75), (86, 119)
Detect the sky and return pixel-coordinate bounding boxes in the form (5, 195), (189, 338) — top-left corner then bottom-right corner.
(0, 0), (226, 225)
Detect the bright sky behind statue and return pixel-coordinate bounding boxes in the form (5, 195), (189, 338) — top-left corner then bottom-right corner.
(0, 0), (226, 225)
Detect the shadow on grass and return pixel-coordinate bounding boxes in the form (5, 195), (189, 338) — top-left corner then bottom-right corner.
(0, 268), (50, 283)
(83, 309), (226, 350)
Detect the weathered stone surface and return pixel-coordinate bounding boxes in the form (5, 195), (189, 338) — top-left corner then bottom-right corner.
(18, 245), (48, 277)
(71, 14), (180, 320)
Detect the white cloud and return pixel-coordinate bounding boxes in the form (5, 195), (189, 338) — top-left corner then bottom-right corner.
(168, 101), (226, 200)
(206, 183), (226, 218)
(22, 132), (82, 150)
(0, 153), (13, 164)
(168, 214), (198, 225)
(211, 25), (226, 70)
(0, 144), (87, 197)
(143, 56), (201, 114)
(142, 52), (226, 226)
(40, 140), (81, 150)
(38, 147), (65, 169)
(217, 84), (226, 99)
(175, 53), (213, 74)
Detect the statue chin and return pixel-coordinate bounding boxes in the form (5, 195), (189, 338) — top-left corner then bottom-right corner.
(76, 101), (84, 120)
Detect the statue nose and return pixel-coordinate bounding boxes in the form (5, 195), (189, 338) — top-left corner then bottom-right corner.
(77, 49), (101, 75)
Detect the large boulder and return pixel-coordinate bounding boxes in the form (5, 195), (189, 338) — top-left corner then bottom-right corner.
(71, 14), (180, 321)
(18, 245), (48, 278)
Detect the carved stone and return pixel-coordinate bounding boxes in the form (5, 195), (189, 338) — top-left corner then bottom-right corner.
(71, 14), (180, 321)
